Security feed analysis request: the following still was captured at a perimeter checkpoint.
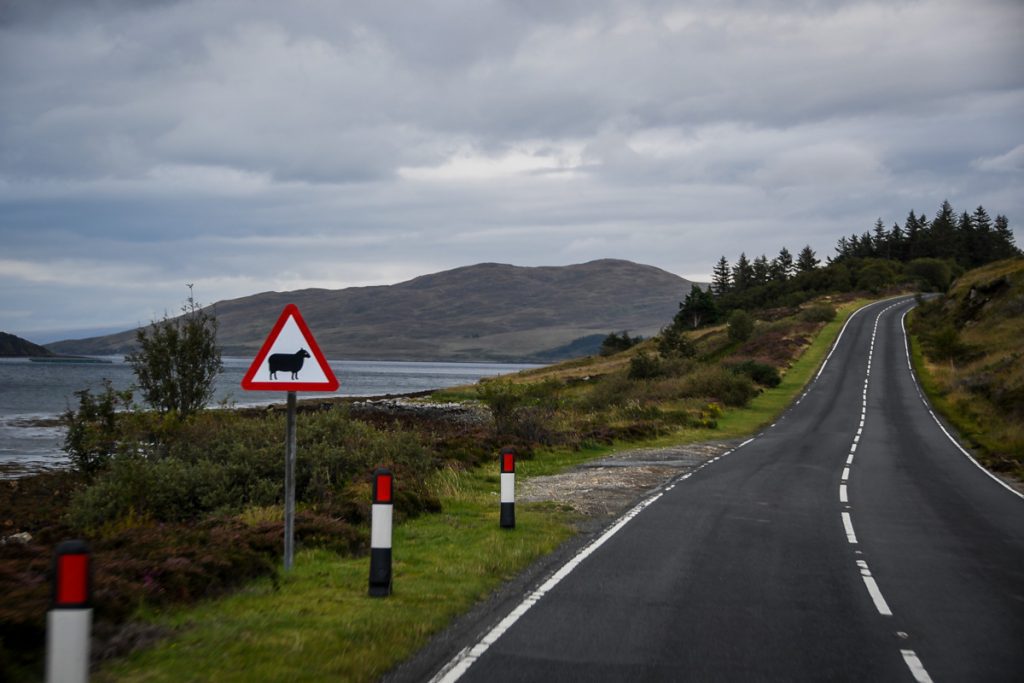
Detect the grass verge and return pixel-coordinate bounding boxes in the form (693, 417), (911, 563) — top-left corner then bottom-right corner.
(95, 466), (576, 682)
(94, 297), (877, 681)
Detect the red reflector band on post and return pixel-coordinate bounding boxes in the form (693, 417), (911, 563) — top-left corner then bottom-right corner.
(501, 447), (516, 473)
(51, 539), (91, 609)
(373, 469), (393, 504)
(57, 555), (89, 606)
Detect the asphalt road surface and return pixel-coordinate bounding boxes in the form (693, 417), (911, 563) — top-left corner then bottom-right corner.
(430, 296), (1024, 682)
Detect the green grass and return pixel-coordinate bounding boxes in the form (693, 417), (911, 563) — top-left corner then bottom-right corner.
(96, 467), (574, 682)
(713, 298), (870, 437)
(94, 296), (881, 681)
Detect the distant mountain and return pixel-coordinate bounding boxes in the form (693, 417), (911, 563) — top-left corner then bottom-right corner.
(47, 259), (696, 361)
(0, 331), (55, 357)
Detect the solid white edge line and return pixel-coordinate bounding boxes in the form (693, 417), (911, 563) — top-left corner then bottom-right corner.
(900, 649), (934, 683)
(429, 492), (665, 683)
(899, 309), (1024, 501)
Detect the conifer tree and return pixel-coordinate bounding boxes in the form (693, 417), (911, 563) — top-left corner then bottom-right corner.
(873, 218), (889, 259)
(732, 253), (754, 291)
(752, 254), (770, 286)
(993, 215), (1019, 258)
(771, 247), (794, 281)
(796, 245), (819, 272)
(675, 284), (719, 329)
(712, 256), (732, 295)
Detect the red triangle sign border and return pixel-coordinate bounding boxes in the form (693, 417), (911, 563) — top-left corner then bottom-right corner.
(241, 304), (340, 392)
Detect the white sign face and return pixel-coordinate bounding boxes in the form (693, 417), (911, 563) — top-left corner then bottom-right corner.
(241, 304), (339, 391)
(257, 317), (330, 384)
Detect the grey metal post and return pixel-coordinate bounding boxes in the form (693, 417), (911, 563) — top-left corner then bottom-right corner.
(284, 391), (297, 571)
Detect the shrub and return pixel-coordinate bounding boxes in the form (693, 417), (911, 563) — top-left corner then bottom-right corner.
(62, 380), (135, 476)
(730, 360), (782, 388)
(657, 326), (697, 358)
(600, 331), (642, 356)
(677, 366), (759, 407)
(906, 258), (955, 292)
(628, 351), (663, 379)
(126, 287), (223, 418)
(800, 304), (837, 323)
(727, 310), (755, 343)
(66, 410), (438, 531)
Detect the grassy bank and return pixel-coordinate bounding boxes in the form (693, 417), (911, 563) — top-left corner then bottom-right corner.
(906, 259), (1024, 480)
(89, 296), (877, 681)
(96, 467), (575, 682)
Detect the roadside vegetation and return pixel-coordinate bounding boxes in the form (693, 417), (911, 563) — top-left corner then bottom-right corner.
(907, 258), (1024, 480)
(1, 201), (1019, 681)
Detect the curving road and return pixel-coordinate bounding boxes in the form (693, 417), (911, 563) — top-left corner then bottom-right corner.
(428, 297), (1024, 682)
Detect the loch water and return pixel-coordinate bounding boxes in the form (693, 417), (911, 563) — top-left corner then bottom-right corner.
(0, 357), (536, 472)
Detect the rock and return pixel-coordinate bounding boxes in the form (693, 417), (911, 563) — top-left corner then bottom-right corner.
(349, 398), (492, 427)
(1, 531), (33, 545)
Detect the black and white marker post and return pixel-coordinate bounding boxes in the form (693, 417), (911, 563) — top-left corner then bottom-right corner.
(369, 468), (394, 597)
(500, 446), (516, 529)
(46, 540), (92, 683)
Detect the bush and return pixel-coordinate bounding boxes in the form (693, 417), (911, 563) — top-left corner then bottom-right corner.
(126, 288), (223, 418)
(906, 258), (955, 292)
(628, 351), (663, 380)
(800, 304), (837, 323)
(600, 331), (642, 356)
(727, 310), (755, 343)
(730, 360), (781, 388)
(657, 326), (697, 358)
(677, 366), (759, 407)
(66, 410), (439, 531)
(62, 380), (134, 476)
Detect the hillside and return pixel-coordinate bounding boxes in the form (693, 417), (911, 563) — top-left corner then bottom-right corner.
(47, 259), (695, 361)
(0, 331), (54, 357)
(909, 257), (1024, 477)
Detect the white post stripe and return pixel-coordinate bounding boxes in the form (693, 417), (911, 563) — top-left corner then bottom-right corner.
(500, 472), (515, 503)
(371, 504), (392, 549)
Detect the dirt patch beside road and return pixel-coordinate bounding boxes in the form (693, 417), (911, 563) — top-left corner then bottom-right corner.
(520, 440), (739, 520)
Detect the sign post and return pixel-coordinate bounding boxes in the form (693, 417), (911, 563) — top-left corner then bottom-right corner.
(242, 304), (339, 571)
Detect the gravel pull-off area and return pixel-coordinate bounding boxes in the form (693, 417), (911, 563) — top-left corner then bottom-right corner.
(519, 440), (739, 520)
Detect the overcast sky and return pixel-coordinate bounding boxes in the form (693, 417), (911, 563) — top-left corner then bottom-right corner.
(2, 0), (1022, 342)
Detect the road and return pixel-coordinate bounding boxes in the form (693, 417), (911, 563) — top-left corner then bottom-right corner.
(430, 297), (1024, 682)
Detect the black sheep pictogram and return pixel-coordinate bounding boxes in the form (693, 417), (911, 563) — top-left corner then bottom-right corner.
(269, 348), (311, 380)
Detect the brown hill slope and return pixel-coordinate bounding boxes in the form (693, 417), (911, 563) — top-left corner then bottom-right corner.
(47, 259), (695, 361)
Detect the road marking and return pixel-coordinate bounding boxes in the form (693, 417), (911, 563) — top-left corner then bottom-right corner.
(429, 492), (665, 682)
(856, 560), (892, 616)
(901, 650), (934, 682)
(898, 309), (1024, 501)
(839, 484), (848, 503)
(841, 467), (850, 482)
(842, 512), (857, 543)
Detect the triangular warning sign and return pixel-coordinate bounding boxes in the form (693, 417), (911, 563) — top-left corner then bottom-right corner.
(241, 304), (340, 392)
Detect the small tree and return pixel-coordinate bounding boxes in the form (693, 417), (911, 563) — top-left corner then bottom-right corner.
(727, 310), (755, 343)
(796, 245), (820, 272)
(657, 326), (697, 358)
(675, 284), (719, 329)
(127, 286), (223, 418)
